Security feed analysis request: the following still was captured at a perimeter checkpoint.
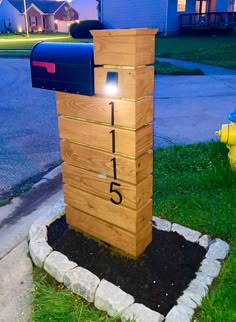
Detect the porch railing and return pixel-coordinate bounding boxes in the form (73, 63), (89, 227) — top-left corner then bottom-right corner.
(180, 12), (236, 31)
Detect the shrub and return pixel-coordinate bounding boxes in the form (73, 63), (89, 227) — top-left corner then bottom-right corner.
(70, 20), (104, 39)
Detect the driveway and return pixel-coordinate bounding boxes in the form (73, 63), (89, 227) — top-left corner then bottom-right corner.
(154, 72), (236, 146)
(0, 57), (236, 197)
(0, 58), (60, 197)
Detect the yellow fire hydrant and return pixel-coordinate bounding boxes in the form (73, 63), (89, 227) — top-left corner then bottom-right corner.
(215, 110), (236, 169)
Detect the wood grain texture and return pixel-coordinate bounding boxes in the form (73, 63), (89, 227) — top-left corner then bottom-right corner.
(62, 162), (152, 210)
(58, 116), (153, 158)
(92, 35), (156, 66)
(56, 92), (153, 130)
(94, 66), (154, 100)
(61, 140), (153, 184)
(66, 205), (152, 257)
(64, 184), (152, 234)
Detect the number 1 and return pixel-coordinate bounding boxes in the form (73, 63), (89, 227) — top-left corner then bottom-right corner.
(110, 129), (115, 153)
(109, 101), (115, 126)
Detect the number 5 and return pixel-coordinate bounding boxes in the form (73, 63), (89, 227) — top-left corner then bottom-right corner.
(110, 182), (123, 205)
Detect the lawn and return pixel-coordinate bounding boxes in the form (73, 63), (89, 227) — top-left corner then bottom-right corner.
(32, 268), (120, 322)
(156, 34), (236, 70)
(0, 33), (89, 51)
(1, 33), (236, 71)
(32, 141), (236, 322)
(153, 141), (236, 322)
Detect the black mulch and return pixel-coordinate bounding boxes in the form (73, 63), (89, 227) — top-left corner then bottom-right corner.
(47, 216), (206, 316)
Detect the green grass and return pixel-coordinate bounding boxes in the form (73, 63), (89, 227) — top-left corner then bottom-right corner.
(0, 32), (69, 39)
(153, 141), (236, 322)
(32, 142), (236, 321)
(155, 61), (204, 75)
(0, 33), (89, 50)
(32, 268), (133, 322)
(2, 33), (236, 71)
(0, 197), (12, 207)
(156, 35), (236, 69)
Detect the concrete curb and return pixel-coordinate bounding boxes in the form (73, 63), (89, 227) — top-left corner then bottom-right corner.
(29, 202), (230, 322)
(31, 165), (62, 190)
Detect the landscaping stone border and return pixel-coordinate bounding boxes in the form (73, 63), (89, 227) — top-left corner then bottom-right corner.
(28, 199), (230, 322)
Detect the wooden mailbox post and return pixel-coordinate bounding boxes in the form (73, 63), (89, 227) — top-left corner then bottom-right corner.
(56, 28), (157, 257)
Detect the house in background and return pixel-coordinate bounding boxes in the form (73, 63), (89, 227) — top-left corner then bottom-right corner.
(0, 0), (79, 33)
(72, 0), (97, 20)
(97, 0), (236, 35)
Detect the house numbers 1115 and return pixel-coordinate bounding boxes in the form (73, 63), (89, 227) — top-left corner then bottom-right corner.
(109, 101), (123, 205)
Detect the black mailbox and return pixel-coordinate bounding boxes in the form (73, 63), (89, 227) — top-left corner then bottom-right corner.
(30, 42), (95, 96)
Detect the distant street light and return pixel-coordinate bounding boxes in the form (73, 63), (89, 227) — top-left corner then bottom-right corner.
(23, 0), (29, 37)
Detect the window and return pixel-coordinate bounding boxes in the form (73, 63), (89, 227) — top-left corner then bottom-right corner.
(177, 0), (186, 12)
(229, 0), (236, 11)
(29, 16), (38, 26)
(196, 0), (207, 14)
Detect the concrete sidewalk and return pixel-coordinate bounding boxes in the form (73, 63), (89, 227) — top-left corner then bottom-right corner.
(0, 61), (236, 321)
(157, 57), (236, 75)
(0, 167), (63, 322)
(153, 60), (236, 146)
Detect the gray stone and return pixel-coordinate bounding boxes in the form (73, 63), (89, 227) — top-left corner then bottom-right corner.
(186, 278), (208, 297)
(177, 293), (198, 309)
(206, 238), (230, 260)
(195, 272), (214, 286)
(152, 217), (171, 232)
(172, 223), (201, 242)
(29, 241), (52, 268)
(33, 197), (65, 226)
(28, 223), (47, 243)
(47, 198), (65, 225)
(198, 235), (211, 249)
(44, 251), (77, 283)
(0, 241), (33, 322)
(64, 267), (100, 303)
(121, 303), (164, 322)
(94, 279), (135, 317)
(176, 304), (194, 317)
(184, 290), (204, 306)
(165, 305), (191, 322)
(199, 258), (221, 277)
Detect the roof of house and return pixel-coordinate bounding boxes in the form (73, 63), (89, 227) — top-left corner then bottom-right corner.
(8, 0), (66, 13)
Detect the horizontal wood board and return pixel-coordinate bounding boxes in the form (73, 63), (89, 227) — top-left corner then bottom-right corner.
(66, 204), (152, 257)
(59, 117), (153, 158)
(62, 162), (152, 210)
(61, 140), (153, 184)
(56, 92), (153, 130)
(92, 34), (156, 66)
(64, 184), (152, 234)
(94, 66), (154, 100)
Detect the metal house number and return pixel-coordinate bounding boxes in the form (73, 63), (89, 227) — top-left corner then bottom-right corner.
(109, 102), (123, 205)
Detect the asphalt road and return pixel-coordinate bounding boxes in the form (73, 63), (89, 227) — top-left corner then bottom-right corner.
(0, 58), (61, 197)
(1, 57), (236, 198)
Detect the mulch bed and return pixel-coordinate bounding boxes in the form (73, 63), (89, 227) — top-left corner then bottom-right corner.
(48, 216), (206, 316)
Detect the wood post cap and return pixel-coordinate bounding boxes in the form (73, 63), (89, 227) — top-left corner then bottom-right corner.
(90, 28), (158, 37)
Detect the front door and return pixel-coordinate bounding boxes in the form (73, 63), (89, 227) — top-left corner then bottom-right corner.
(195, 0), (216, 13)
(195, 0), (207, 14)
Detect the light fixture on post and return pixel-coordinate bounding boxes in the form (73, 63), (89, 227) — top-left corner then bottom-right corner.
(105, 71), (118, 96)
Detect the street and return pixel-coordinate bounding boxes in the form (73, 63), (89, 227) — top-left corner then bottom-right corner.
(0, 58), (61, 197)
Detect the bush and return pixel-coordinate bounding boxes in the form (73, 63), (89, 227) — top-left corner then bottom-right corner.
(70, 20), (104, 39)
